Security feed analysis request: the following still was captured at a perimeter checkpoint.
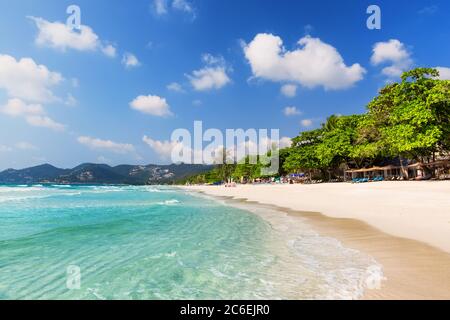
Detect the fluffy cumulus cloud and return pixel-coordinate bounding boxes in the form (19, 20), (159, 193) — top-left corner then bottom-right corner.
(188, 67), (230, 91)
(243, 33), (365, 90)
(77, 136), (135, 154)
(280, 84), (297, 97)
(1, 98), (65, 131)
(371, 39), (413, 79)
(283, 106), (301, 116)
(436, 67), (450, 80)
(300, 119), (313, 127)
(186, 54), (231, 91)
(130, 95), (173, 117)
(142, 135), (182, 159)
(279, 137), (293, 149)
(0, 55), (67, 131)
(102, 44), (117, 58)
(0, 54), (63, 103)
(1, 98), (44, 117)
(122, 52), (140, 68)
(28, 16), (116, 57)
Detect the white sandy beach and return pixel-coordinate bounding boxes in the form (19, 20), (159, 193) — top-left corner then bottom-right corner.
(186, 181), (450, 253)
(185, 181), (450, 299)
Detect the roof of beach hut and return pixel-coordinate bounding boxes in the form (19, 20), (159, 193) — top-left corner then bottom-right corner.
(346, 166), (387, 173)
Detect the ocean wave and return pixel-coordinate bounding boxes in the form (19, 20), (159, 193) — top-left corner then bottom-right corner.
(0, 185), (384, 300)
(157, 199), (180, 206)
(0, 186), (45, 193)
(0, 191), (84, 203)
(145, 187), (162, 193)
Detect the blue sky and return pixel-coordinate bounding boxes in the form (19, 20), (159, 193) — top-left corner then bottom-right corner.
(0, 0), (449, 170)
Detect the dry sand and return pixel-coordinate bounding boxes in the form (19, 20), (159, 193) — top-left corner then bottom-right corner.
(183, 181), (450, 299)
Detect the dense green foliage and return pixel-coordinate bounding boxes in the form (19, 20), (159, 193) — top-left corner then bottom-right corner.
(183, 68), (450, 184)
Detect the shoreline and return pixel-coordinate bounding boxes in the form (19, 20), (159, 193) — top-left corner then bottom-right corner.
(182, 182), (450, 299)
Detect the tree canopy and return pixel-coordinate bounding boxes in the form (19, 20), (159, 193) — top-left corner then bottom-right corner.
(182, 68), (450, 183)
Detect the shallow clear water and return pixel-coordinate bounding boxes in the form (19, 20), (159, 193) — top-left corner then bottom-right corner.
(0, 185), (381, 300)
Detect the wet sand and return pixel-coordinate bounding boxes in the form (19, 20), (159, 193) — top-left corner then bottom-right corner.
(291, 209), (450, 299)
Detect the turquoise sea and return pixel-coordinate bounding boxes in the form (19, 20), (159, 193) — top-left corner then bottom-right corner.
(0, 185), (382, 300)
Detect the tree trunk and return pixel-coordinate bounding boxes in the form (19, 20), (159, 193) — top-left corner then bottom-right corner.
(399, 156), (409, 180)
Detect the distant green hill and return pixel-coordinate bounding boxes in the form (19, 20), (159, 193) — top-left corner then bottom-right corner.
(0, 163), (212, 185)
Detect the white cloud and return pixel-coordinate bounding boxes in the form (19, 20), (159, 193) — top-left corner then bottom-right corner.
(78, 136), (135, 154)
(192, 99), (202, 106)
(16, 142), (38, 151)
(371, 39), (413, 78)
(1, 98), (65, 131)
(167, 82), (185, 93)
(371, 40), (410, 65)
(283, 106), (302, 116)
(130, 95), (173, 117)
(153, 0), (168, 15)
(102, 44), (117, 58)
(436, 67), (450, 80)
(26, 115), (65, 131)
(201, 53), (224, 65)
(279, 137), (293, 149)
(280, 84), (297, 97)
(153, 0), (195, 18)
(300, 119), (313, 127)
(186, 54), (231, 91)
(244, 33), (365, 90)
(122, 52), (140, 68)
(0, 54), (63, 103)
(172, 0), (194, 13)
(143, 135), (181, 159)
(238, 137), (292, 158)
(0, 55), (67, 132)
(29, 16), (116, 57)
(1, 98), (44, 117)
(188, 67), (230, 91)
